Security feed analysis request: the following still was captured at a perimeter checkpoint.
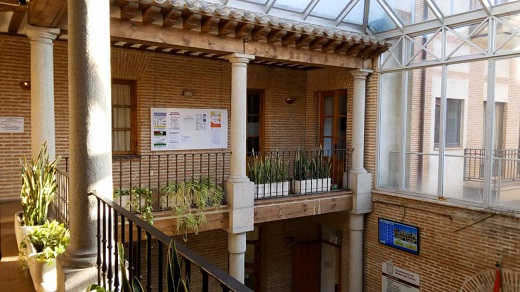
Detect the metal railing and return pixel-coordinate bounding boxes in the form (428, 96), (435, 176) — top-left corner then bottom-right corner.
(112, 151), (230, 211)
(50, 168), (69, 228)
(92, 192), (252, 292)
(464, 148), (520, 181)
(248, 148), (352, 200)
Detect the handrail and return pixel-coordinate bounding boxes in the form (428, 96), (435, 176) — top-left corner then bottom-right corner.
(91, 192), (252, 292)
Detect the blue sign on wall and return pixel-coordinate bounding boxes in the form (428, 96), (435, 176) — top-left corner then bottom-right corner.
(378, 218), (419, 255)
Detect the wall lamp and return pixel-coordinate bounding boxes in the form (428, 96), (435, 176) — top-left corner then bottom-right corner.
(19, 81), (31, 91)
(285, 98), (295, 104)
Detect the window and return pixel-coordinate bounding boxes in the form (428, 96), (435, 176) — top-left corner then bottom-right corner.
(434, 98), (462, 148)
(112, 80), (136, 154)
(247, 90), (264, 154)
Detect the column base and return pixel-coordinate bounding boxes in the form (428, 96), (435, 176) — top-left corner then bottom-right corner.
(225, 179), (254, 234)
(56, 250), (98, 292)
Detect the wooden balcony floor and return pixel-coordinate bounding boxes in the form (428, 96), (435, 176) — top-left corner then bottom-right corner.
(0, 201), (36, 291)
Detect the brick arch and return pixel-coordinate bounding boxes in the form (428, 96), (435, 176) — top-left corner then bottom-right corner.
(460, 268), (520, 292)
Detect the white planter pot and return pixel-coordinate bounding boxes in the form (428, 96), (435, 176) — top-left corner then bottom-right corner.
(254, 181), (290, 198)
(114, 195), (146, 211)
(14, 211), (36, 251)
(291, 178), (331, 194)
(27, 243), (57, 292)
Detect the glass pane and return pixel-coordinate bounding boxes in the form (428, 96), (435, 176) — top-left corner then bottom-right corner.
(274, 0), (312, 12)
(378, 72), (403, 189)
(443, 60), (487, 202)
(342, 0), (364, 25)
(408, 30), (442, 64)
(492, 0), (520, 4)
(381, 38), (403, 69)
(446, 22), (488, 59)
(310, 0), (347, 19)
(496, 15), (520, 53)
(404, 66), (442, 196)
(432, 0), (483, 17)
(324, 117), (333, 136)
(338, 94), (347, 115)
(368, 0), (397, 33)
(386, 0), (436, 25)
(247, 137), (260, 153)
(323, 138), (332, 153)
(247, 122), (260, 136)
(324, 96), (334, 115)
(337, 138), (346, 149)
(124, 130), (131, 151)
(337, 117), (346, 137)
(245, 245), (255, 263)
(492, 57), (520, 209)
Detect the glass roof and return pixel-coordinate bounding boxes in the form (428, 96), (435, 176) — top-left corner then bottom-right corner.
(210, 0), (520, 35)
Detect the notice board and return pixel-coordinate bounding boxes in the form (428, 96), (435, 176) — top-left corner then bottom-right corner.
(151, 108), (228, 151)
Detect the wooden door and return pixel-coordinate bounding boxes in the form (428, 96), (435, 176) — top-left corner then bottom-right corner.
(294, 242), (321, 292)
(319, 90), (347, 188)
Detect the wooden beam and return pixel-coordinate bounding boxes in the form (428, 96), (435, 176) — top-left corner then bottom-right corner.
(348, 43), (366, 56)
(253, 192), (352, 224)
(281, 32), (301, 46)
(218, 20), (237, 36)
(201, 16), (220, 33)
(369, 46), (390, 58)
(334, 41), (356, 54)
(8, 6), (26, 34)
(110, 19), (365, 68)
(322, 40), (342, 52)
(142, 6), (161, 24)
(28, 0), (67, 28)
(182, 13), (201, 30)
(267, 29), (287, 44)
(309, 37), (328, 50)
(121, 2), (139, 20)
(358, 45), (378, 58)
(295, 34), (315, 48)
(235, 23), (254, 39)
(251, 26), (271, 41)
(163, 9), (182, 28)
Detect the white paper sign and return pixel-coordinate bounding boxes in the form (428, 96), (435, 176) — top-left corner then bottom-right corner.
(0, 117), (24, 133)
(151, 108), (228, 151)
(382, 262), (420, 292)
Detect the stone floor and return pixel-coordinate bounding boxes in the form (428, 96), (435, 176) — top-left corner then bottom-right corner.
(0, 201), (36, 291)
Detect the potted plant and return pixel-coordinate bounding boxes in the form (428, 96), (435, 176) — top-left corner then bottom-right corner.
(15, 141), (60, 249)
(247, 151), (289, 198)
(114, 186), (154, 225)
(161, 177), (223, 241)
(291, 148), (331, 194)
(19, 220), (70, 292)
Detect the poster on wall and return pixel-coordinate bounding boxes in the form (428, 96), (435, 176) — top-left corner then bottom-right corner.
(378, 218), (419, 255)
(382, 262), (420, 292)
(0, 117), (24, 133)
(151, 108), (228, 151)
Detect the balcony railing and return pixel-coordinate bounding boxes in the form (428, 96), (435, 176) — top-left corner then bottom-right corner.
(51, 168), (69, 228)
(92, 192), (252, 292)
(464, 148), (520, 181)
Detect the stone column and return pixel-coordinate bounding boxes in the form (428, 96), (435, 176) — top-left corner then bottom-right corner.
(348, 69), (373, 292)
(25, 26), (60, 159)
(224, 53), (255, 283)
(57, 0), (112, 291)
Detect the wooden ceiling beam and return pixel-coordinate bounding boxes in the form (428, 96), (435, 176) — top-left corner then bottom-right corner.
(201, 16), (220, 33)
(295, 34), (315, 48)
(182, 13), (201, 30)
(235, 23), (254, 39)
(218, 20), (237, 36)
(321, 40), (342, 52)
(281, 32), (301, 46)
(251, 26), (271, 41)
(8, 6), (27, 34)
(358, 45), (378, 58)
(142, 6), (161, 24)
(309, 36), (328, 50)
(163, 9), (181, 27)
(348, 43), (366, 56)
(267, 29), (287, 44)
(334, 41), (355, 54)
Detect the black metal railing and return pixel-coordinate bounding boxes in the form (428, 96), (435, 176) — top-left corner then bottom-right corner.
(112, 151), (230, 211)
(247, 148), (352, 200)
(92, 192), (252, 292)
(464, 148), (520, 181)
(50, 168), (69, 228)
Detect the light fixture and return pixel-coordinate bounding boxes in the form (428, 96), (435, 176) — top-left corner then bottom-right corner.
(285, 98), (295, 104)
(19, 81), (31, 91)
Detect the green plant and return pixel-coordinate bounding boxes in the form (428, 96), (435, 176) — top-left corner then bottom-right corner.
(162, 177), (223, 241)
(293, 149), (311, 180)
(20, 141), (60, 226)
(313, 147), (331, 179)
(19, 220), (70, 267)
(114, 186), (154, 225)
(86, 241), (188, 292)
(293, 147), (331, 180)
(247, 151), (288, 184)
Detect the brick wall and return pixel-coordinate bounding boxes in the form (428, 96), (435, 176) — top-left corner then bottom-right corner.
(365, 192), (520, 292)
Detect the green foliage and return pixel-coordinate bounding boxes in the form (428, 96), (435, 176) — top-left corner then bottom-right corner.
(20, 141), (60, 226)
(162, 177), (223, 241)
(247, 151), (289, 184)
(19, 220), (70, 267)
(114, 186), (154, 225)
(86, 241), (189, 292)
(293, 147), (331, 180)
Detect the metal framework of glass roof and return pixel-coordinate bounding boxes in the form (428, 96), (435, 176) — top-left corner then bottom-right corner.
(206, 0), (520, 36)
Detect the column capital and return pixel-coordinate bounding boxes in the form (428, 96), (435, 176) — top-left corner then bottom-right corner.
(26, 25), (60, 42)
(225, 53), (255, 64)
(350, 69), (373, 79)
